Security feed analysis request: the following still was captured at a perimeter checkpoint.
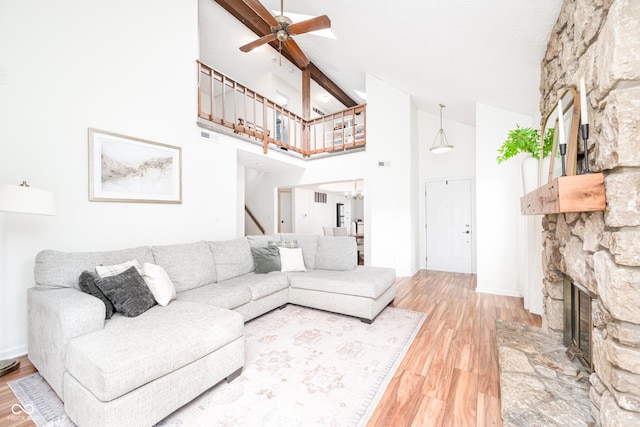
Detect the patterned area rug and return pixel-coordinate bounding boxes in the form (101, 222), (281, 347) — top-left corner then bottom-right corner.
(9, 305), (424, 427)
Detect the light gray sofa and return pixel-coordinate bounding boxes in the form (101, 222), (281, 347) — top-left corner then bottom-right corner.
(27, 233), (396, 427)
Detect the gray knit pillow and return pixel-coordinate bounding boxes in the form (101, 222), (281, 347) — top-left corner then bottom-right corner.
(95, 266), (156, 317)
(78, 270), (115, 319)
(251, 246), (281, 274)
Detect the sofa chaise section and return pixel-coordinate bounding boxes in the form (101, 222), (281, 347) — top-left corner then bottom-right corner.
(64, 301), (243, 427)
(289, 267), (396, 323)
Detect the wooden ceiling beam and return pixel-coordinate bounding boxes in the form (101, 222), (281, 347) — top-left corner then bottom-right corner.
(214, 0), (271, 35)
(307, 63), (357, 108)
(212, 0), (358, 108)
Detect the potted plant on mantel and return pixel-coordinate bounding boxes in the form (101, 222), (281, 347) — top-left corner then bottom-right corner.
(497, 125), (554, 193)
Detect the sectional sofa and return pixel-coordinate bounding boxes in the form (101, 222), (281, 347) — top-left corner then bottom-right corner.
(27, 233), (396, 427)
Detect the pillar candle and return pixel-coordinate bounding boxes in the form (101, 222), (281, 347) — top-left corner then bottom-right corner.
(558, 98), (566, 146)
(580, 77), (589, 126)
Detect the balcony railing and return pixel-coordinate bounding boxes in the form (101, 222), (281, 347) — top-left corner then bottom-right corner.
(197, 61), (366, 157)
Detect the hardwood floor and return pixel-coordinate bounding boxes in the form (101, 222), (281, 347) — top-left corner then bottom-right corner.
(0, 269), (540, 427)
(0, 356), (37, 427)
(368, 269), (541, 427)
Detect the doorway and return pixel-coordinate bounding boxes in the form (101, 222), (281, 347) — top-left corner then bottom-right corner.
(425, 178), (473, 273)
(278, 189), (292, 233)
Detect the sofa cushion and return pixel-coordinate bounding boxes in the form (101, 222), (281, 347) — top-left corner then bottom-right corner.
(314, 236), (357, 271)
(78, 270), (115, 319)
(218, 272), (290, 301)
(279, 234), (318, 270)
(66, 301), (243, 402)
(95, 267), (156, 317)
(177, 281), (252, 310)
(289, 266), (395, 299)
(209, 238), (254, 282)
(251, 246), (281, 274)
(151, 241), (217, 292)
(35, 246), (154, 290)
(246, 234), (280, 249)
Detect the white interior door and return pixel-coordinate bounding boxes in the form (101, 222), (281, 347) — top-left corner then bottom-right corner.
(426, 178), (473, 273)
(278, 190), (292, 233)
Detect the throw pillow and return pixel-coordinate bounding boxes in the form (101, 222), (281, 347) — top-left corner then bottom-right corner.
(95, 266), (156, 317)
(269, 240), (298, 249)
(142, 263), (177, 306)
(96, 260), (143, 278)
(278, 247), (306, 272)
(78, 270), (115, 319)
(251, 246), (281, 274)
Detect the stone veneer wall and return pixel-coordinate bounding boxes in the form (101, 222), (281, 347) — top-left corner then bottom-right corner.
(539, 0), (640, 425)
(540, 0), (640, 426)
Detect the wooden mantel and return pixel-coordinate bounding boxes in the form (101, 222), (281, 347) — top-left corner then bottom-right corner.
(520, 172), (606, 215)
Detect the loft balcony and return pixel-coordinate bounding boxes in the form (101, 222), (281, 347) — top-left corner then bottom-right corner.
(197, 61), (366, 158)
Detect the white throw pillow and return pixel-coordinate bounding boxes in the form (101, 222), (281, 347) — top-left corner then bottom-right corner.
(96, 260), (143, 278)
(142, 263), (177, 307)
(278, 247), (306, 272)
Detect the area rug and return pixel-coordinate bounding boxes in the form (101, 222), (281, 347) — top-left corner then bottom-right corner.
(9, 305), (424, 427)
(496, 320), (593, 426)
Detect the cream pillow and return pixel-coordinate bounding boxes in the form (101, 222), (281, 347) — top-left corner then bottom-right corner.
(142, 263), (177, 307)
(278, 247), (306, 272)
(96, 260), (143, 278)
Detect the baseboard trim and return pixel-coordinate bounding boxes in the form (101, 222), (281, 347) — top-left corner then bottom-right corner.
(475, 287), (522, 298)
(0, 344), (28, 360)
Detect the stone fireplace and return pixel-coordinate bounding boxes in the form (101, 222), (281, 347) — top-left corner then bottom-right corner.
(563, 279), (594, 371)
(539, 0), (640, 425)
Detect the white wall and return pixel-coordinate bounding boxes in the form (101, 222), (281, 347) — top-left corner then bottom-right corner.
(417, 110), (477, 270)
(364, 74), (418, 276)
(290, 188), (343, 235)
(0, 0), (239, 358)
(475, 103), (532, 296)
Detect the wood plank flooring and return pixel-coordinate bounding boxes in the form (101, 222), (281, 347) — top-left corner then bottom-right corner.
(0, 356), (37, 427)
(0, 269), (540, 427)
(368, 269), (541, 427)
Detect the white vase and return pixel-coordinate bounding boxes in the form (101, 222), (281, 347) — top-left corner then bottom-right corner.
(540, 156), (551, 186)
(521, 155), (539, 193)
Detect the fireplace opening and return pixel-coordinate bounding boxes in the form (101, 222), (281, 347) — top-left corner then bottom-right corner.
(563, 279), (594, 372)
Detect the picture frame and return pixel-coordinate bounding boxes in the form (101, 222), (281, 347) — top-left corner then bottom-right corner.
(88, 129), (182, 203)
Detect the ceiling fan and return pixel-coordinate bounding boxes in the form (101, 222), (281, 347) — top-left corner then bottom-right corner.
(239, 0), (331, 68)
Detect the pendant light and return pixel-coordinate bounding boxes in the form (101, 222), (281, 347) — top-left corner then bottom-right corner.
(430, 104), (454, 154)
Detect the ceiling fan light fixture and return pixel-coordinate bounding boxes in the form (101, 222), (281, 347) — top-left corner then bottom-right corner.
(275, 29), (289, 42)
(430, 104), (454, 154)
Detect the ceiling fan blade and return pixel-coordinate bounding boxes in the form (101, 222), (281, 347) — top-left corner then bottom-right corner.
(284, 38), (310, 68)
(240, 33), (276, 52)
(288, 15), (331, 35)
(243, 0), (279, 27)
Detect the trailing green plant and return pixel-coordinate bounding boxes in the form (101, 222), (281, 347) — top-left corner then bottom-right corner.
(496, 125), (554, 164)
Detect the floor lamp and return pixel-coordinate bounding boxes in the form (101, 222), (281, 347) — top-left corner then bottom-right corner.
(0, 181), (57, 377)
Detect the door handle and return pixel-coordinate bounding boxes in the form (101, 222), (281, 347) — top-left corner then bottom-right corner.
(462, 230), (470, 234)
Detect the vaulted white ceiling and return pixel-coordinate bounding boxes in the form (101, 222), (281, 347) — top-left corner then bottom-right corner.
(199, 0), (562, 126)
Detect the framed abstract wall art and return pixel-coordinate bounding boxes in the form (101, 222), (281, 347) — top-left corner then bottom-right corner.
(88, 129), (182, 203)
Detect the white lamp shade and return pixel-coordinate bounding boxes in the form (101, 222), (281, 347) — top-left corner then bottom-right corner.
(0, 183), (57, 216)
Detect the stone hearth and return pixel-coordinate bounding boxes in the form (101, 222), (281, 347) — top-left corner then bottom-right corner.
(497, 320), (594, 426)
(540, 0), (640, 425)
